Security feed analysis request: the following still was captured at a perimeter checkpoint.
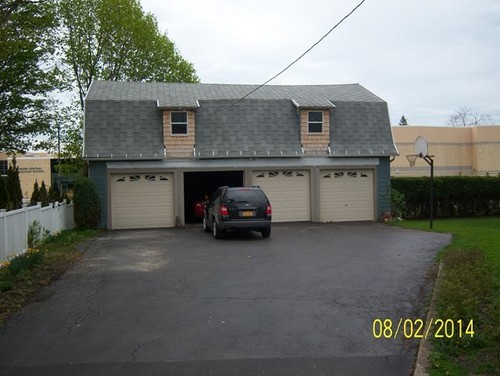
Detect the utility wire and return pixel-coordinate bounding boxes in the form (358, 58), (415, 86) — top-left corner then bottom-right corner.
(222, 0), (367, 111)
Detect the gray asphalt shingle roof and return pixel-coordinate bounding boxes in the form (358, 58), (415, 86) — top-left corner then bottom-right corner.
(84, 80), (397, 159)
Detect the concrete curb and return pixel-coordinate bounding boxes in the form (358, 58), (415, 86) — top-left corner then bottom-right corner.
(413, 261), (444, 376)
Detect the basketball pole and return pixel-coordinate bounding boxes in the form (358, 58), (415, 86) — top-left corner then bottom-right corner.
(422, 155), (434, 229)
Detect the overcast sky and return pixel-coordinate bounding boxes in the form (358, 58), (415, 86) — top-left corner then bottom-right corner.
(140, 0), (500, 126)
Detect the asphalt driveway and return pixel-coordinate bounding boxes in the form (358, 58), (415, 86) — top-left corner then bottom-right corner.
(0, 222), (451, 376)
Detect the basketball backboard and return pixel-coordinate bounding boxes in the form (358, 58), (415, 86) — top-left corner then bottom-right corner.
(415, 136), (428, 157)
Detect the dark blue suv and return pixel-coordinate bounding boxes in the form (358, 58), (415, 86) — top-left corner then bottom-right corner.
(203, 186), (272, 239)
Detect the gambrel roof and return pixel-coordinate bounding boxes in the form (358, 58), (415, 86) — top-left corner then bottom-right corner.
(84, 81), (397, 159)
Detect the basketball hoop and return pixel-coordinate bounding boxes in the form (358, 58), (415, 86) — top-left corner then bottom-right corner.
(406, 154), (419, 167)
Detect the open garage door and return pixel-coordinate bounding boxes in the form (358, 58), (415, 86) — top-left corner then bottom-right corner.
(320, 170), (374, 222)
(253, 170), (310, 222)
(184, 171), (243, 223)
(111, 173), (175, 229)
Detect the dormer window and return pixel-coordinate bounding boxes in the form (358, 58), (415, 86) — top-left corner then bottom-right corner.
(171, 111), (188, 135)
(308, 111), (323, 133)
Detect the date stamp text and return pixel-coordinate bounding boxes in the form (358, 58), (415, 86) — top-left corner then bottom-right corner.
(372, 318), (474, 339)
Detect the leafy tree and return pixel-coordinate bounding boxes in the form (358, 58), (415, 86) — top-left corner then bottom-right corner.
(73, 176), (101, 229)
(58, 0), (199, 110)
(399, 115), (408, 126)
(37, 102), (86, 174)
(30, 180), (41, 205)
(6, 156), (23, 210)
(0, 0), (59, 152)
(448, 106), (492, 127)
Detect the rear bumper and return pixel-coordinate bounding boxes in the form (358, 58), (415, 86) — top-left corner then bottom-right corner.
(218, 219), (271, 231)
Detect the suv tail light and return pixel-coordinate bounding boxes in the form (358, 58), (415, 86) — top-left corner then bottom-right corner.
(266, 204), (272, 216)
(220, 204), (229, 216)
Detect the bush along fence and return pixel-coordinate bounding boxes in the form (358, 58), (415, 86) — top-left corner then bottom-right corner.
(0, 201), (74, 262)
(391, 176), (500, 219)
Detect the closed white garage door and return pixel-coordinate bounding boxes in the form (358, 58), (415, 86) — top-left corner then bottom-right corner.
(111, 174), (175, 229)
(320, 170), (374, 222)
(253, 170), (310, 222)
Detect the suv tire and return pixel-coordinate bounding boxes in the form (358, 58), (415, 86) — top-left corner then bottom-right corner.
(203, 217), (210, 232)
(261, 227), (271, 238)
(213, 219), (222, 239)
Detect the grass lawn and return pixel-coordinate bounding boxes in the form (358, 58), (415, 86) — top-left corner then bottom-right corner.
(394, 216), (499, 375)
(0, 229), (98, 326)
(396, 216), (500, 278)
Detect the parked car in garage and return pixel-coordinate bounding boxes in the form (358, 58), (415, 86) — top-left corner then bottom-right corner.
(193, 195), (210, 220)
(203, 186), (272, 239)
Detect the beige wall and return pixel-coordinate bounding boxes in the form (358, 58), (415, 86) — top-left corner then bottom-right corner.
(1, 153), (53, 200)
(391, 126), (500, 176)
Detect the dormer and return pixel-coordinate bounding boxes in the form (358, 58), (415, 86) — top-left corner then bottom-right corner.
(293, 99), (334, 155)
(161, 106), (197, 158)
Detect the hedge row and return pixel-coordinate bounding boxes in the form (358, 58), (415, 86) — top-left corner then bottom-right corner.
(391, 176), (500, 219)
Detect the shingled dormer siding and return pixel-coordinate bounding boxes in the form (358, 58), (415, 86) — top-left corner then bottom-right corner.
(300, 110), (330, 154)
(163, 110), (195, 157)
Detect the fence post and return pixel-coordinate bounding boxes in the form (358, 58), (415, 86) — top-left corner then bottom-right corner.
(23, 203), (28, 250)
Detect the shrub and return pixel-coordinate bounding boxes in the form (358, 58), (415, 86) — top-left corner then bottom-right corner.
(27, 221), (50, 248)
(30, 180), (41, 205)
(73, 176), (101, 229)
(391, 188), (406, 219)
(0, 177), (7, 209)
(7, 248), (45, 276)
(392, 176), (500, 219)
(39, 181), (49, 207)
(6, 156), (23, 210)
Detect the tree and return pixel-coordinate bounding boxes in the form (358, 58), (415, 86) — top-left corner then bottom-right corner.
(0, 0), (59, 152)
(73, 176), (101, 229)
(448, 106), (492, 127)
(6, 156), (23, 210)
(0, 177), (7, 209)
(30, 180), (41, 205)
(57, 0), (199, 110)
(399, 115), (408, 126)
(39, 180), (49, 207)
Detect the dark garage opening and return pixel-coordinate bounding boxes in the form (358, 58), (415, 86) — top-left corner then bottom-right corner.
(184, 171), (244, 223)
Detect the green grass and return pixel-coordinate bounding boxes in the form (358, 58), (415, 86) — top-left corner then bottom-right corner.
(396, 217), (500, 279)
(394, 217), (500, 375)
(0, 229), (98, 326)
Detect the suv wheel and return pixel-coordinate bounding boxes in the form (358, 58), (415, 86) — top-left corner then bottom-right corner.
(203, 217), (210, 232)
(213, 219), (222, 239)
(261, 227), (271, 238)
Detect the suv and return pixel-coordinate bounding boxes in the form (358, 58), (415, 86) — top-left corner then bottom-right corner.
(203, 186), (272, 239)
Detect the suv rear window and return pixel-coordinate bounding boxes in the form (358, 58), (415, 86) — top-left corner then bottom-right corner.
(225, 189), (267, 203)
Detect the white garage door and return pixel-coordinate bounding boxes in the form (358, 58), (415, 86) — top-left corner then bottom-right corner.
(253, 170), (310, 222)
(111, 174), (175, 229)
(320, 170), (374, 222)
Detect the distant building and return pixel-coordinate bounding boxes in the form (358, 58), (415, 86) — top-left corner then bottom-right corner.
(391, 125), (500, 177)
(0, 152), (53, 200)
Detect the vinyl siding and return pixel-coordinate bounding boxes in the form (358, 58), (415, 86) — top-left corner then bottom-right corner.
(88, 161), (107, 227)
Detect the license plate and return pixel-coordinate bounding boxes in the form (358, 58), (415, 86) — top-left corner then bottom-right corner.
(240, 211), (254, 217)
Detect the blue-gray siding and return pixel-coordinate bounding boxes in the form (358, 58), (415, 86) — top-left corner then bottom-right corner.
(88, 161), (107, 227)
(377, 157), (392, 218)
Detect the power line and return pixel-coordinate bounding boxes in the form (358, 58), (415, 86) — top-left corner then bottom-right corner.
(222, 0), (368, 110)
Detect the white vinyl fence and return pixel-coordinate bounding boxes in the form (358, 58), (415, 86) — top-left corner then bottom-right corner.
(0, 201), (74, 262)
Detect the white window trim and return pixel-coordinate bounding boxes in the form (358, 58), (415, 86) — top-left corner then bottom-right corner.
(170, 111), (189, 136)
(307, 110), (324, 134)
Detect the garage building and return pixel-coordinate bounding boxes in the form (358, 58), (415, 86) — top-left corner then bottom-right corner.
(84, 81), (397, 229)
